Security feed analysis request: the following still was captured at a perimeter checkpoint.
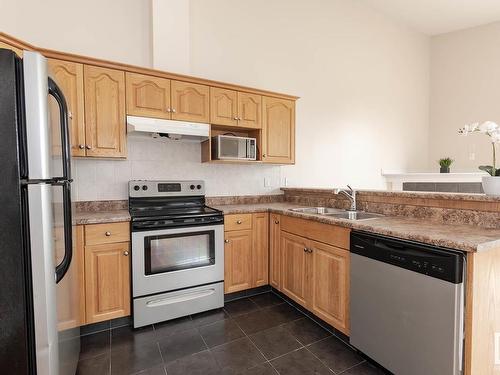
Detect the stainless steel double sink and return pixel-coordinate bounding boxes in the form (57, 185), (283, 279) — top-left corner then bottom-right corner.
(289, 207), (383, 221)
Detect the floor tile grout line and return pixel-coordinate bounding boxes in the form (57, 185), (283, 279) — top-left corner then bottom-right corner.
(336, 360), (368, 375)
(302, 344), (336, 374)
(108, 328), (112, 375)
(156, 341), (169, 375)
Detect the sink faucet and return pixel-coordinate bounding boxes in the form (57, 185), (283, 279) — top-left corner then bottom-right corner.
(334, 185), (357, 211)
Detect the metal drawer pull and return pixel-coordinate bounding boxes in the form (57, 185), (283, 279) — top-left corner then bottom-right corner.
(236, 220), (242, 224)
(123, 251), (129, 256)
(303, 247), (308, 253)
(78, 144), (85, 149)
(146, 289), (216, 308)
(105, 231), (111, 236)
(224, 239), (229, 243)
(274, 220), (279, 224)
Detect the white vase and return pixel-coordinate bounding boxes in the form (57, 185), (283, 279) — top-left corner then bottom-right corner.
(482, 176), (500, 196)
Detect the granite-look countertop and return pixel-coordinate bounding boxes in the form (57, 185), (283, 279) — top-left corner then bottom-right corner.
(74, 209), (131, 225)
(213, 202), (500, 252)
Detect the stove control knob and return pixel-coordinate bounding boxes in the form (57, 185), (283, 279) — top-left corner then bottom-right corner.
(190, 184), (195, 190)
(134, 185), (140, 191)
(142, 185), (148, 191)
(197, 184), (202, 190)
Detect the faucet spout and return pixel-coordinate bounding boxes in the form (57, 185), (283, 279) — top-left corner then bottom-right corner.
(334, 185), (357, 211)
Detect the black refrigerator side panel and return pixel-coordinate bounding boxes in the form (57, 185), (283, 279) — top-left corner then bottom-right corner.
(0, 49), (34, 374)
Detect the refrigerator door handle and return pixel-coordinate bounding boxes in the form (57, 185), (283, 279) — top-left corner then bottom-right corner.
(48, 77), (72, 182)
(55, 180), (73, 283)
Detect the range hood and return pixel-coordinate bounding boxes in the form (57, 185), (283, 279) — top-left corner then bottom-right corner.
(127, 115), (209, 142)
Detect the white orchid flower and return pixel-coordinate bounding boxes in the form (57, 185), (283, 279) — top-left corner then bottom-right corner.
(491, 129), (500, 143)
(459, 122), (479, 135)
(478, 121), (499, 133)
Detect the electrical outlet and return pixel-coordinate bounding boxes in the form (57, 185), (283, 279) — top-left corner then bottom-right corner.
(469, 152), (475, 161)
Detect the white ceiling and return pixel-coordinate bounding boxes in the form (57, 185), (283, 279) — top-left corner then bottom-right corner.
(359, 0), (500, 35)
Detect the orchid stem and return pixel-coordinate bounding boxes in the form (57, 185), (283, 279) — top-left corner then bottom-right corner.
(493, 142), (497, 176)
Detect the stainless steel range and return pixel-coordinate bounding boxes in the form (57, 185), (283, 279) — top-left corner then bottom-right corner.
(129, 180), (224, 328)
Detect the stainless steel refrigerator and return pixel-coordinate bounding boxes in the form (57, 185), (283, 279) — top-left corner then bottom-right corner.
(0, 49), (80, 374)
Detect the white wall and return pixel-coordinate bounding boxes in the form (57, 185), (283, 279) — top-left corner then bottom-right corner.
(429, 21), (500, 171)
(189, 0), (430, 189)
(2, 0), (432, 199)
(0, 0), (152, 67)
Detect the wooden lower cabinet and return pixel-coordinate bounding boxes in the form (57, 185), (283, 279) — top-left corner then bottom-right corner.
(269, 214), (281, 290)
(85, 241), (131, 323)
(280, 231), (310, 307)
(224, 230), (253, 293)
(280, 228), (350, 334)
(224, 213), (269, 293)
(309, 240), (349, 334)
(252, 213), (269, 287)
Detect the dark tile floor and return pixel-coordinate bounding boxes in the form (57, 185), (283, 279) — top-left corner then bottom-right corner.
(77, 292), (387, 375)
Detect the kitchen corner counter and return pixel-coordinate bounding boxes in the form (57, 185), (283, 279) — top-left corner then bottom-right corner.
(74, 209), (131, 225)
(213, 202), (500, 252)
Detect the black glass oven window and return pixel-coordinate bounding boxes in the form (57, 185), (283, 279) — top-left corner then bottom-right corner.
(144, 230), (215, 275)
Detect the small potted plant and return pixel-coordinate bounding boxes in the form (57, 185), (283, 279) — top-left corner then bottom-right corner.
(438, 157), (453, 173)
(459, 121), (500, 196)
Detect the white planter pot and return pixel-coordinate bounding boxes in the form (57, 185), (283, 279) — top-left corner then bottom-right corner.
(482, 176), (500, 196)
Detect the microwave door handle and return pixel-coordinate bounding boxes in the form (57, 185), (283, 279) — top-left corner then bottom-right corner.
(55, 180), (73, 283)
(48, 77), (72, 182)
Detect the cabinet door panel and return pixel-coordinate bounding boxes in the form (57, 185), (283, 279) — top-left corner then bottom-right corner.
(269, 214), (281, 290)
(48, 59), (86, 156)
(57, 225), (85, 330)
(310, 240), (349, 334)
(238, 92), (262, 129)
(224, 230), (253, 293)
(210, 87), (238, 126)
(84, 65), (126, 157)
(252, 213), (269, 287)
(171, 80), (209, 123)
(262, 97), (295, 164)
(281, 231), (309, 307)
(126, 72), (171, 119)
(85, 242), (130, 323)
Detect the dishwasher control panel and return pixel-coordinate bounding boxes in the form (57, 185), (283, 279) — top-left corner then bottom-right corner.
(351, 232), (464, 284)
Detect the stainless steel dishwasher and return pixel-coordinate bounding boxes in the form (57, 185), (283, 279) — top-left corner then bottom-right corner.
(350, 231), (465, 375)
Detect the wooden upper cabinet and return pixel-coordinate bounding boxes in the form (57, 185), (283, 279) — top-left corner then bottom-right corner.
(126, 72), (171, 119)
(48, 59), (86, 156)
(224, 230), (253, 293)
(84, 65), (126, 158)
(269, 214), (281, 290)
(171, 80), (210, 123)
(85, 241), (131, 323)
(281, 231), (310, 307)
(210, 87), (238, 126)
(0, 41), (23, 57)
(262, 97), (295, 164)
(310, 240), (350, 335)
(252, 213), (269, 287)
(238, 92), (262, 129)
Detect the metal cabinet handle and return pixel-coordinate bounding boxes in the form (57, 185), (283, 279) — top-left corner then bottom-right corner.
(234, 116), (238, 120)
(308, 248), (313, 253)
(105, 231), (111, 236)
(303, 247), (308, 253)
(224, 239), (230, 243)
(274, 220), (280, 224)
(166, 108), (172, 112)
(123, 251), (129, 256)
(171, 108), (177, 113)
(78, 144), (85, 149)
(263, 153), (266, 158)
(236, 220), (242, 224)
(85, 145), (92, 150)
(68, 111), (73, 119)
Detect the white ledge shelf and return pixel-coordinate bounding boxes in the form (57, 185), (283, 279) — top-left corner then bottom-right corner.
(381, 171), (488, 191)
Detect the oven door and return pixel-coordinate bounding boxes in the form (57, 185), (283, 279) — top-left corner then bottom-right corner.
(132, 224), (224, 297)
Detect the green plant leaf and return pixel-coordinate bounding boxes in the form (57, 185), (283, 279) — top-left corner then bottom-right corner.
(479, 165), (496, 176)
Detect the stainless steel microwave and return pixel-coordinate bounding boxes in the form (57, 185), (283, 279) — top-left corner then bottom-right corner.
(211, 135), (257, 160)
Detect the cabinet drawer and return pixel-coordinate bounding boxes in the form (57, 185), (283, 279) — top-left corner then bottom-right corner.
(281, 216), (350, 250)
(85, 222), (130, 245)
(224, 214), (253, 231)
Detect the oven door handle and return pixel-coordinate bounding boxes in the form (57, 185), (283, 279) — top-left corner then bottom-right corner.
(146, 288), (216, 307)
